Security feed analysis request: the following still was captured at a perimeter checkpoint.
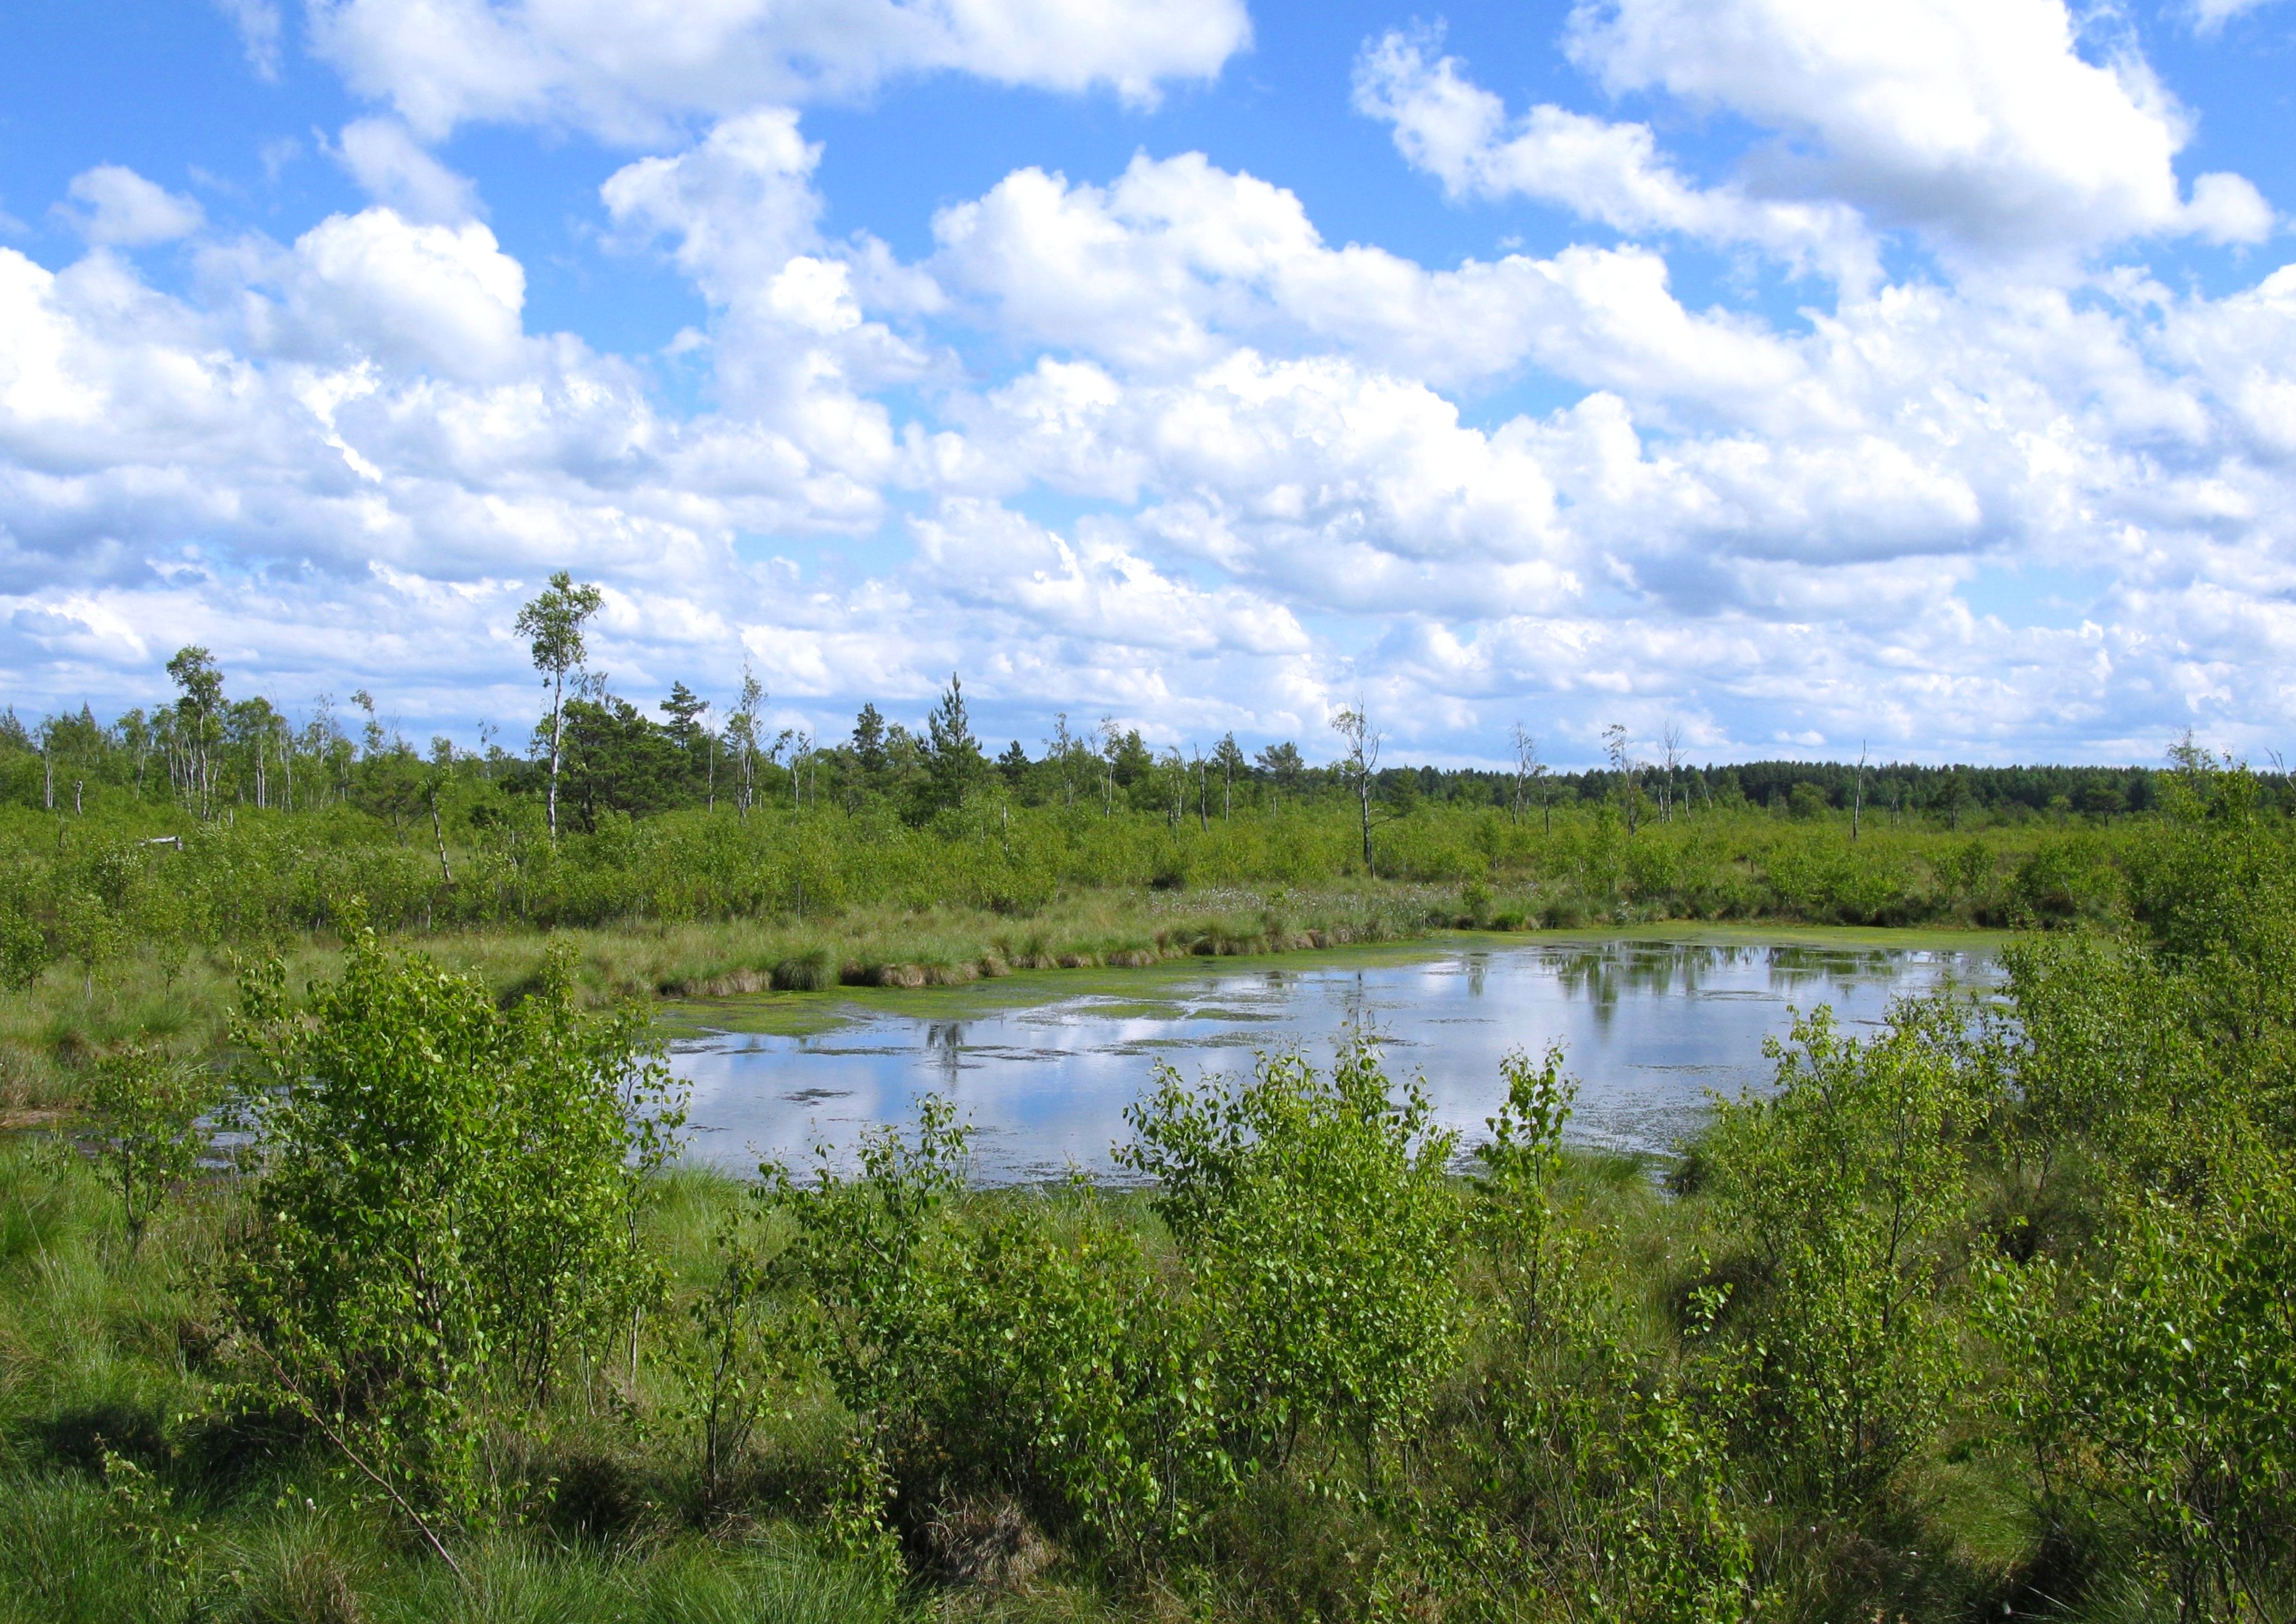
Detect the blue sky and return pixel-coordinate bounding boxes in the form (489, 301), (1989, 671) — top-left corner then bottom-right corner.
(1, 0), (2293, 768)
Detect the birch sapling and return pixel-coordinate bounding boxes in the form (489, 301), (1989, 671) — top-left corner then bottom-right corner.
(514, 571), (604, 840)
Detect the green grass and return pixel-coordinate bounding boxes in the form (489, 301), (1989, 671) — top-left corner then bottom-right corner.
(1, 888), (2015, 1099)
(0, 1121), (2089, 1624)
(0, 786), (2247, 1621)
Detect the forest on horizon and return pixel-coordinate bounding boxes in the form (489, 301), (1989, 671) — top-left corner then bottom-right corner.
(0, 639), (2207, 836)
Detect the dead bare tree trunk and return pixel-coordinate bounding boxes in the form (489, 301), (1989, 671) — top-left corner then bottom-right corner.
(430, 781), (453, 885)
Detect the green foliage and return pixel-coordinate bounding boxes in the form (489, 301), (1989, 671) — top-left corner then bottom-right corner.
(223, 916), (685, 1524)
(84, 1043), (212, 1255)
(1473, 1043), (1575, 1325)
(2008, 833), (2117, 924)
(1982, 1175), (2296, 1621)
(54, 885), (124, 997)
(1698, 1001), (1987, 1513)
(922, 672), (987, 815)
(1397, 1048), (1756, 1623)
(6, 736), (2296, 1620)
(1972, 757), (2296, 1619)
(0, 896), (47, 991)
(676, 1203), (794, 1513)
(756, 1102), (1216, 1563)
(1120, 1035), (1464, 1476)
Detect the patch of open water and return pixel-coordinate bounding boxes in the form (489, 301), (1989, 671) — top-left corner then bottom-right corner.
(670, 937), (2001, 1183)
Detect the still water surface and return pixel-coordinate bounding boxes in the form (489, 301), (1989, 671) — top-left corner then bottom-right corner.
(672, 937), (2000, 1183)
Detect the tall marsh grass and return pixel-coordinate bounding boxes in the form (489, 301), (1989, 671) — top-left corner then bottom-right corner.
(0, 796), (2121, 1121)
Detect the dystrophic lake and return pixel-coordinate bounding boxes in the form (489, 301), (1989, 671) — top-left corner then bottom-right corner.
(670, 936), (2002, 1183)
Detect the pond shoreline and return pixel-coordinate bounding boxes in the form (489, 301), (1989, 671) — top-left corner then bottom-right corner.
(658, 920), (2015, 1040)
(667, 929), (2008, 1182)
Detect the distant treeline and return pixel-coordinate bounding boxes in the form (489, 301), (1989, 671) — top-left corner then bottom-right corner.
(0, 645), (2229, 963)
(0, 649), (2260, 833)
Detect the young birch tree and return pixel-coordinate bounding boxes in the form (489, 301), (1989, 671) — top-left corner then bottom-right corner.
(1047, 713), (1080, 806)
(1097, 716), (1120, 818)
(728, 664), (765, 819)
(1853, 741), (1868, 841)
(166, 646), (226, 819)
(1604, 722), (1641, 836)
(1333, 701), (1382, 875)
(514, 571), (603, 840)
(1214, 731), (1246, 818)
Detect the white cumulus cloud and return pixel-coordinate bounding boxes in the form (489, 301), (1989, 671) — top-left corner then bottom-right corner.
(244, 209), (531, 384)
(1352, 30), (1876, 286)
(1565, 0), (2272, 264)
(308, 0), (1252, 141)
(600, 110), (927, 471)
(58, 166), (204, 246)
(7, 6), (2296, 763)
(927, 151), (1817, 421)
(333, 119), (485, 223)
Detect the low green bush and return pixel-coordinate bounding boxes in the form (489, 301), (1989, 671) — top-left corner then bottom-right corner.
(1120, 1035), (1465, 1480)
(220, 916), (685, 1531)
(1696, 1002), (1983, 1514)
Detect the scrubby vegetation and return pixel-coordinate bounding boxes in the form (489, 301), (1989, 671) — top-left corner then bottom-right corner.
(1, 749), (2292, 1620)
(0, 641), (2185, 1123)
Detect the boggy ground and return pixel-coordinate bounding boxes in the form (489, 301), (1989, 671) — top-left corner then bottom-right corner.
(0, 858), (2038, 1125)
(4, 779), (2283, 1622)
(0, 1123), (2041, 1624)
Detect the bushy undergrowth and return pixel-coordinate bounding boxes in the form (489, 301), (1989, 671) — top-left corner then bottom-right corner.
(1, 760), (2290, 1620)
(0, 790), (2120, 955)
(0, 790), (2124, 1120)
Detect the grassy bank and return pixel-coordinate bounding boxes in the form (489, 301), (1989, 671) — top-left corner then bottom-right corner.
(0, 1121), (2025, 1624)
(6, 940), (2287, 1623)
(0, 883), (1458, 1122)
(3, 794), (2117, 1118)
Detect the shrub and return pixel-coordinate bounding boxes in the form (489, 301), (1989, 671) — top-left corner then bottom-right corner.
(757, 1103), (1217, 1562)
(1120, 1033), (1465, 1478)
(0, 899), (47, 991)
(223, 917), (684, 1525)
(1404, 1046), (1756, 1623)
(1980, 825), (2296, 1618)
(1787, 783), (1830, 821)
(84, 1044), (213, 1255)
(1696, 1000), (1985, 1513)
(1981, 1176), (2296, 1621)
(2006, 842), (2092, 922)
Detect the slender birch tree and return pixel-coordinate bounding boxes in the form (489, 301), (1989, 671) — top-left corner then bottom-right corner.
(166, 646), (225, 819)
(1853, 741), (1868, 840)
(515, 572), (603, 840)
(1332, 700), (1382, 875)
(728, 664), (765, 819)
(1603, 723), (1641, 836)
(1097, 716), (1120, 818)
(1214, 732), (1246, 818)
